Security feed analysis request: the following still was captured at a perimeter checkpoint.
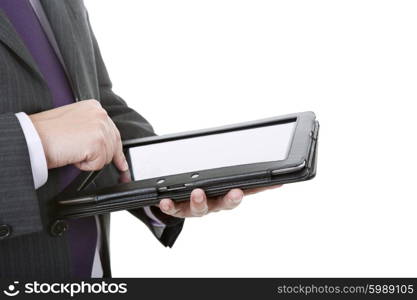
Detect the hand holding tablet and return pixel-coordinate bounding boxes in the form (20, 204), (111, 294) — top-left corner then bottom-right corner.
(55, 111), (319, 220)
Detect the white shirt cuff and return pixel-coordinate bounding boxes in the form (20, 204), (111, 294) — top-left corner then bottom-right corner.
(15, 112), (48, 189)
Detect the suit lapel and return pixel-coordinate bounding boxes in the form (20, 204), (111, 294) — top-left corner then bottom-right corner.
(0, 9), (44, 81)
(1, 0), (93, 102)
(0, 2), (80, 99)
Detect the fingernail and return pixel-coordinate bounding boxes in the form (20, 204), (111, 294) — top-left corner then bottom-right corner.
(195, 195), (204, 203)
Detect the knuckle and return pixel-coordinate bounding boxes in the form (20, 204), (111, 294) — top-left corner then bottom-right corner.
(98, 119), (108, 132)
(112, 130), (121, 144)
(94, 132), (106, 145)
(83, 154), (105, 171)
(85, 99), (101, 107)
(90, 138), (106, 157)
(92, 161), (105, 170)
(83, 99), (102, 111)
(114, 128), (121, 140)
(96, 155), (107, 168)
(96, 108), (109, 120)
(93, 119), (108, 136)
(86, 100), (106, 118)
(107, 150), (114, 161)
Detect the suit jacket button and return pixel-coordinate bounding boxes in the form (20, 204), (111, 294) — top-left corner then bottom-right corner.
(0, 224), (11, 239)
(50, 220), (68, 237)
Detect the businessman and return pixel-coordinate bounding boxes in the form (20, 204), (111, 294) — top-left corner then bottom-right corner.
(0, 0), (276, 278)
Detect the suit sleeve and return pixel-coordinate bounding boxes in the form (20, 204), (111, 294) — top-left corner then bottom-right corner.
(0, 113), (43, 239)
(85, 12), (184, 247)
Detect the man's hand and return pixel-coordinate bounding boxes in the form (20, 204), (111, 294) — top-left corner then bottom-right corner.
(158, 185), (281, 218)
(30, 100), (128, 172)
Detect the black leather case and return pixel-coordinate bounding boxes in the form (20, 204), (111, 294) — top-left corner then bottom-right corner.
(54, 111), (319, 219)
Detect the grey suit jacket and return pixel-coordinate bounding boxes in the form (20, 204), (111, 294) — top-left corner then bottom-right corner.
(0, 0), (184, 278)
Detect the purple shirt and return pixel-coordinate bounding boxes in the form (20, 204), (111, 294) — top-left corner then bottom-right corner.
(0, 0), (98, 278)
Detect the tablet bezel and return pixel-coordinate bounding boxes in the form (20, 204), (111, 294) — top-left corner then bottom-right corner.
(123, 111), (316, 193)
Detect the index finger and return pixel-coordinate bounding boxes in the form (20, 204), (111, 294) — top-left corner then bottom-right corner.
(109, 119), (129, 172)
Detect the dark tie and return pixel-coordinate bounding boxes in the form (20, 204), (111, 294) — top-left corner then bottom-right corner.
(0, 0), (98, 278)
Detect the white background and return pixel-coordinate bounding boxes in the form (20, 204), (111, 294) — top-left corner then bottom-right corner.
(84, 0), (417, 277)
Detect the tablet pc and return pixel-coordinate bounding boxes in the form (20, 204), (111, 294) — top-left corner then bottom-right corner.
(55, 111), (319, 220)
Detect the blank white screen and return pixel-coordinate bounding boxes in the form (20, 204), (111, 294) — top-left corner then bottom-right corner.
(129, 122), (296, 180)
